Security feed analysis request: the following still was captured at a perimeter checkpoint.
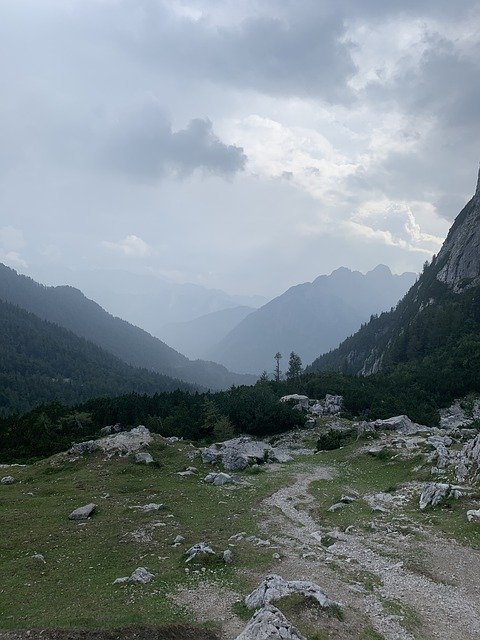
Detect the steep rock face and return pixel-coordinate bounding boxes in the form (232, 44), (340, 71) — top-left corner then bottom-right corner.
(437, 167), (480, 289)
(308, 166), (480, 377)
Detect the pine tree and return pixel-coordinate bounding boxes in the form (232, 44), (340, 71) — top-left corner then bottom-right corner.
(286, 351), (303, 380)
(274, 352), (282, 382)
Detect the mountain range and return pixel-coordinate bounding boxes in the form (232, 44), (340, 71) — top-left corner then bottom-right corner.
(204, 265), (416, 374)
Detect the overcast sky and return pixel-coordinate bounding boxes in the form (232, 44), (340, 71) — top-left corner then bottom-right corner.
(1, 0), (479, 297)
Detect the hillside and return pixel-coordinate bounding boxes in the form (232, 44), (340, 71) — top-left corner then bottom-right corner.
(158, 306), (254, 359)
(309, 169), (480, 377)
(0, 299), (192, 414)
(2, 415), (480, 639)
(206, 266), (415, 374)
(0, 265), (256, 390)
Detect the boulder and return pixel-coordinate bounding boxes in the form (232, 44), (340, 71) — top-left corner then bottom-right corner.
(204, 472), (235, 486)
(113, 566), (154, 585)
(185, 542), (215, 562)
(223, 449), (250, 472)
(235, 605), (306, 640)
(173, 535), (185, 546)
(327, 502), (346, 512)
(70, 426), (152, 459)
(68, 503), (96, 520)
(1, 475), (15, 485)
(467, 509), (480, 522)
(324, 394), (344, 415)
(134, 452), (154, 465)
(245, 574), (336, 610)
(32, 553), (46, 563)
(223, 549), (233, 563)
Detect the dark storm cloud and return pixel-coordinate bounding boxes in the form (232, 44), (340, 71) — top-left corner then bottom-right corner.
(103, 104), (246, 179)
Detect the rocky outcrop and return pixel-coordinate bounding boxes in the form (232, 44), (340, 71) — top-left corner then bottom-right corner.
(235, 605), (307, 640)
(467, 509), (480, 522)
(245, 574), (336, 610)
(201, 437), (291, 472)
(456, 433), (480, 483)
(419, 483), (463, 509)
(359, 415), (428, 437)
(70, 426), (152, 458)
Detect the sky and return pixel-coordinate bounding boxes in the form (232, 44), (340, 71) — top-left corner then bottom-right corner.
(0, 0), (479, 298)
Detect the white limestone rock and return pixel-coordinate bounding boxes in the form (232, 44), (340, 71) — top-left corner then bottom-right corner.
(419, 483), (463, 510)
(467, 509), (480, 522)
(113, 566), (154, 585)
(185, 542), (215, 562)
(68, 503), (96, 520)
(235, 605), (306, 640)
(245, 574), (336, 610)
(134, 452), (154, 465)
(1, 475), (15, 485)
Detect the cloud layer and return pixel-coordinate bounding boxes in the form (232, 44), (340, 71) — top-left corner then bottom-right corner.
(0, 0), (479, 295)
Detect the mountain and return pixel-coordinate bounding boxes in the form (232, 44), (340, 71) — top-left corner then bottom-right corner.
(0, 265), (256, 390)
(205, 265), (416, 374)
(309, 167), (480, 378)
(0, 298), (193, 415)
(26, 266), (267, 337)
(158, 306), (254, 359)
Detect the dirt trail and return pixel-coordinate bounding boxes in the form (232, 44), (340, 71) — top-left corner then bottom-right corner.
(258, 461), (480, 640)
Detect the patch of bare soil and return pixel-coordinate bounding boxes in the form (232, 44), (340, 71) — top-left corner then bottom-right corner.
(0, 626), (219, 640)
(169, 582), (243, 640)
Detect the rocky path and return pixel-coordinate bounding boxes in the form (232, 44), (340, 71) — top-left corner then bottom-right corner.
(257, 461), (480, 640)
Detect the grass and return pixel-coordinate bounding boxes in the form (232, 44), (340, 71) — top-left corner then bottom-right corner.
(0, 438), (294, 630)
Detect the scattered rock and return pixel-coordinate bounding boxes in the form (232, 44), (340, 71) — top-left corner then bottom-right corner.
(1, 475), (15, 485)
(204, 472), (235, 486)
(134, 452), (154, 465)
(467, 509), (480, 522)
(113, 566), (154, 584)
(245, 574), (336, 610)
(131, 503), (164, 512)
(328, 502), (346, 512)
(31, 553), (46, 563)
(223, 549), (233, 563)
(185, 542), (215, 562)
(68, 503), (96, 520)
(235, 605), (307, 640)
(173, 535), (185, 545)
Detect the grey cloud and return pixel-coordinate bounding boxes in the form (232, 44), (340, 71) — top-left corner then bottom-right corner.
(103, 104), (246, 179)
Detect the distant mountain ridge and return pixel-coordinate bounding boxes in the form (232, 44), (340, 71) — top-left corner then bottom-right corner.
(308, 167), (480, 378)
(158, 306), (255, 360)
(205, 265), (416, 374)
(26, 266), (267, 338)
(0, 264), (256, 390)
